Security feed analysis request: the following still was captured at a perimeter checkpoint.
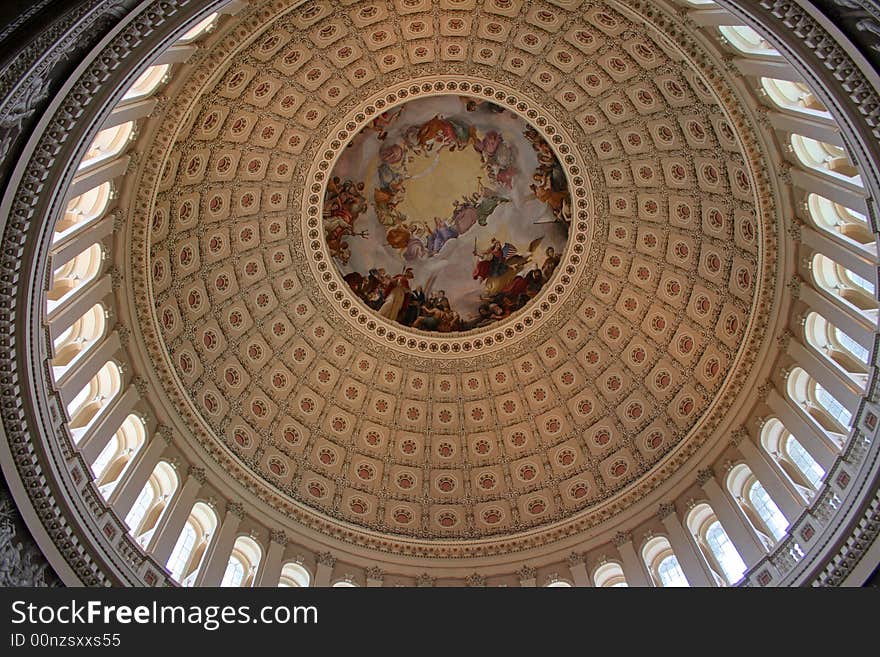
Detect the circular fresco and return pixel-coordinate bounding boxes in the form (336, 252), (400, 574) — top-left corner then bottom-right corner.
(324, 95), (571, 333)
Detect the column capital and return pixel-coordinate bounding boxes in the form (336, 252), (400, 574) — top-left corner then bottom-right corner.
(657, 502), (676, 520)
(786, 275), (802, 299)
(612, 531), (632, 547)
(131, 375), (148, 397)
(729, 426), (749, 447)
(316, 551), (336, 568)
(566, 551), (585, 567)
(269, 529), (288, 546)
(365, 566), (384, 582)
(186, 465), (206, 484)
(516, 564), (537, 580)
(156, 424), (173, 444)
(225, 501), (245, 519)
(416, 573), (435, 587)
(465, 573), (486, 587)
(696, 467), (715, 486)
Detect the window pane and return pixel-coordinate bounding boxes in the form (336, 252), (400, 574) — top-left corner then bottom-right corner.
(815, 383), (852, 427)
(834, 327), (870, 363)
(657, 555), (689, 587)
(167, 523), (197, 582)
(221, 557), (245, 588)
(785, 437), (825, 489)
(748, 481), (788, 541)
(125, 485), (153, 533)
(706, 521), (747, 584)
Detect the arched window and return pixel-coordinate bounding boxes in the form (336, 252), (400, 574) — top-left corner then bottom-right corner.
(331, 578), (358, 587)
(790, 134), (862, 185)
(760, 418), (827, 498)
(761, 78), (828, 115)
(279, 562), (311, 587)
(125, 461), (177, 547)
(719, 25), (779, 56)
(90, 414), (146, 498)
(806, 193), (874, 254)
(657, 556), (688, 587)
(748, 481), (789, 541)
(787, 367), (851, 446)
(642, 536), (689, 587)
(727, 464), (788, 547)
(592, 562), (628, 587)
(55, 182), (113, 243)
(65, 361), (122, 443)
(811, 253), (878, 321)
(686, 503), (747, 586)
(167, 523), (197, 582)
(166, 501), (218, 586)
(78, 122), (135, 171)
(122, 64), (170, 102)
(804, 312), (869, 388)
(221, 556), (245, 588)
(545, 577), (573, 587)
(785, 437), (826, 490)
(221, 536), (262, 588)
(177, 13), (218, 43)
(47, 243), (104, 312)
(51, 303), (106, 379)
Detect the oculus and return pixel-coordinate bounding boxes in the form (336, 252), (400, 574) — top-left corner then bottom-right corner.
(324, 95), (571, 333)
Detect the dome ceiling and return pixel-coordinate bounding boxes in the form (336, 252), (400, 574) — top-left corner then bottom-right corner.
(129, 0), (780, 554)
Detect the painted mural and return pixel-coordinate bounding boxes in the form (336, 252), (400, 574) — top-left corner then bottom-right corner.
(324, 95), (571, 333)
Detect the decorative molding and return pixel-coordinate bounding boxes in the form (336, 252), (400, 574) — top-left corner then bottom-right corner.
(516, 565), (537, 581)
(415, 573), (435, 587)
(225, 501), (244, 520)
(657, 503), (676, 521)
(186, 465), (206, 484)
(465, 573), (487, 587)
(315, 552), (336, 568)
(696, 468), (716, 486)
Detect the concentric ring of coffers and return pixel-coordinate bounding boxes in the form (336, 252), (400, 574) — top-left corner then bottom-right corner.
(131, 0), (777, 550)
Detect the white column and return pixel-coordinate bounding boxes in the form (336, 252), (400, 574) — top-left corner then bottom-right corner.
(67, 157), (130, 200)
(659, 504), (715, 587)
(787, 337), (861, 412)
(799, 283), (873, 351)
(365, 568), (384, 587)
(801, 225), (876, 281)
(737, 437), (805, 524)
(699, 468), (767, 566)
(104, 98), (158, 129)
(735, 58), (799, 81)
(155, 43), (197, 65)
(689, 8), (740, 26)
(517, 566), (537, 587)
(50, 217), (114, 270)
(612, 533), (652, 587)
(254, 532), (287, 587)
(193, 503), (243, 586)
(147, 466), (204, 564)
(768, 111), (843, 147)
(47, 276), (112, 341)
(567, 555), (592, 587)
(791, 168), (867, 210)
(108, 428), (169, 516)
(766, 388), (839, 470)
(79, 386), (139, 465)
(56, 331), (121, 403)
(314, 553), (335, 587)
